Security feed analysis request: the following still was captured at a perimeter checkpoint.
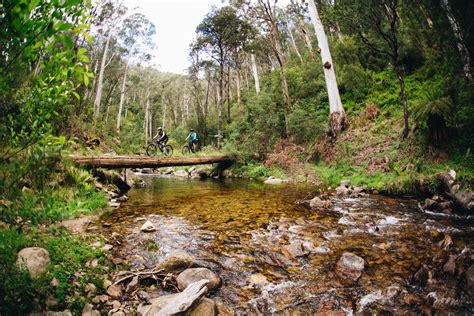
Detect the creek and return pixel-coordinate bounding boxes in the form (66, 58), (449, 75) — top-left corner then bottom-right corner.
(101, 175), (474, 314)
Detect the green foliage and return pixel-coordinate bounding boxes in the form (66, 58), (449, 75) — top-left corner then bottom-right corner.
(0, 228), (105, 315)
(0, 0), (92, 151)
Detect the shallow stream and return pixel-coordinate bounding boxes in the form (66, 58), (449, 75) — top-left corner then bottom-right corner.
(101, 176), (473, 314)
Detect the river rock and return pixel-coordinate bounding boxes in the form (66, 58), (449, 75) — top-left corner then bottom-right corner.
(174, 169), (189, 178)
(247, 273), (269, 286)
(466, 265), (474, 289)
(82, 303), (100, 316)
(443, 255), (457, 275)
(157, 250), (195, 273)
(16, 247), (50, 278)
(336, 252), (365, 284)
(140, 220), (157, 232)
(190, 298), (216, 316)
(309, 197), (332, 209)
(137, 280), (210, 315)
(177, 268), (221, 291)
(106, 284), (122, 298)
(282, 241), (309, 259)
(335, 185), (351, 197)
(264, 177), (283, 185)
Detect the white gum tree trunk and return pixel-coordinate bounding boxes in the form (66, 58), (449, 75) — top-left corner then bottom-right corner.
(93, 32), (112, 119)
(307, 0), (346, 137)
(287, 19), (303, 63)
(250, 53), (260, 95)
(116, 59), (129, 132)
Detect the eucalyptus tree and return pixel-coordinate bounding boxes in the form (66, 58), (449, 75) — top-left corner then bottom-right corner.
(116, 13), (156, 133)
(248, 0), (292, 137)
(335, 0), (410, 139)
(92, 0), (127, 120)
(305, 0), (346, 137)
(193, 6), (254, 147)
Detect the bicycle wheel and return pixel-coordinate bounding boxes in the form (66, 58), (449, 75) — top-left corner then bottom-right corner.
(163, 145), (173, 157)
(181, 145), (191, 155)
(146, 143), (157, 156)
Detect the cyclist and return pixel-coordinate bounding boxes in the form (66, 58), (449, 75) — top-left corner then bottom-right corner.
(185, 129), (199, 152)
(153, 127), (168, 146)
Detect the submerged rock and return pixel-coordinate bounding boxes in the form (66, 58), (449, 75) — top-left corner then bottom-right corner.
(309, 197), (332, 210)
(157, 250), (195, 273)
(336, 252), (365, 284)
(282, 241), (309, 259)
(140, 220), (157, 232)
(177, 268), (221, 291)
(16, 247), (50, 278)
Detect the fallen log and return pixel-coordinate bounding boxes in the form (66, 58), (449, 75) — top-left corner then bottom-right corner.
(69, 154), (235, 169)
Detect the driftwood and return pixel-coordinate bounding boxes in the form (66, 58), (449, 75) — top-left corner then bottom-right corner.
(112, 267), (166, 286)
(139, 279), (210, 316)
(69, 154), (235, 169)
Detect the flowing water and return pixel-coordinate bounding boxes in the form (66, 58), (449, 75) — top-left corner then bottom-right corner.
(102, 175), (474, 314)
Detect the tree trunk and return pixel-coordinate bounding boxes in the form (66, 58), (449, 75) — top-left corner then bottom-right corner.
(299, 18), (316, 61)
(217, 62), (224, 148)
(395, 67), (409, 139)
(440, 0), (472, 80)
(116, 59), (129, 132)
(287, 19), (303, 63)
(94, 32), (112, 120)
(307, 0), (346, 137)
(236, 67), (241, 108)
(227, 67), (231, 123)
(162, 95), (166, 128)
(250, 54), (260, 95)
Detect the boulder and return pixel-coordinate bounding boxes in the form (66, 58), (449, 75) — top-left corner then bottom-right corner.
(140, 220), (157, 232)
(93, 169), (131, 194)
(335, 185), (351, 197)
(189, 298), (216, 316)
(174, 169), (189, 178)
(16, 247), (50, 278)
(137, 280), (210, 316)
(264, 177), (283, 185)
(309, 197), (332, 210)
(336, 252), (365, 284)
(177, 268), (221, 291)
(157, 251), (195, 273)
(282, 242), (309, 259)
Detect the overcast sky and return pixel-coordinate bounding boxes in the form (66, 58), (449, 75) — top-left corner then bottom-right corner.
(123, 0), (224, 74)
(122, 0), (293, 74)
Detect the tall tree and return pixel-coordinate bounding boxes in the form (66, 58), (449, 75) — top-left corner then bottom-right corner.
(116, 13), (156, 133)
(306, 0), (346, 137)
(193, 6), (254, 147)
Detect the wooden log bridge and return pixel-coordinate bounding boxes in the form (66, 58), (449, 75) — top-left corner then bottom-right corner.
(69, 154), (235, 169)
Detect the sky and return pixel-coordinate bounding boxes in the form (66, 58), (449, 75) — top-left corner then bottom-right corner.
(123, 0), (224, 74)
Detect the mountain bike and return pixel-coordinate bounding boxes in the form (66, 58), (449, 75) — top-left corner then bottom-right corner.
(181, 141), (199, 155)
(146, 140), (173, 157)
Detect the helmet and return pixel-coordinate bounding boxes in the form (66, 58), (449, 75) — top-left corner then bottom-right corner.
(189, 129), (194, 132)
(158, 126), (163, 130)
